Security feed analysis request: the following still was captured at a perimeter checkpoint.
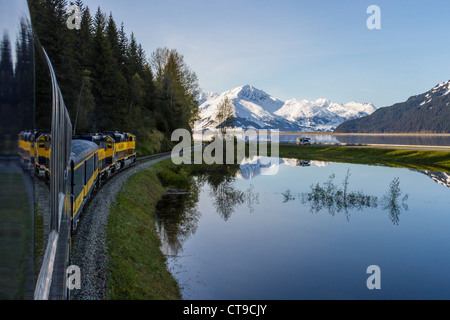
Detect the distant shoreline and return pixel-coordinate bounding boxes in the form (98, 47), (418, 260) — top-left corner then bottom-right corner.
(279, 132), (450, 136)
(193, 131), (450, 136)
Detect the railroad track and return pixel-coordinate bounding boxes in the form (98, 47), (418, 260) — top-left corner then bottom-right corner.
(98, 151), (173, 188)
(135, 151), (173, 164)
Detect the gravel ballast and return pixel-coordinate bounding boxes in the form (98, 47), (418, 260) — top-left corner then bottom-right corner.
(70, 156), (171, 300)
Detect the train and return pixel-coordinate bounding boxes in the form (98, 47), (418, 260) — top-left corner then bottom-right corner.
(19, 131), (137, 231)
(4, 0), (141, 300)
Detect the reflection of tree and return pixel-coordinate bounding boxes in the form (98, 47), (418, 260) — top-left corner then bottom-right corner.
(381, 177), (409, 225)
(191, 163), (240, 189)
(156, 164), (246, 256)
(244, 185), (259, 214)
(282, 170), (408, 224)
(210, 180), (244, 221)
(155, 178), (201, 256)
(192, 163), (247, 221)
(282, 190), (296, 203)
(299, 170), (378, 219)
(1, 18), (35, 153)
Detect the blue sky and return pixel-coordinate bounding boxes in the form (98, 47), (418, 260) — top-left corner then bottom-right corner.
(83, 0), (450, 108)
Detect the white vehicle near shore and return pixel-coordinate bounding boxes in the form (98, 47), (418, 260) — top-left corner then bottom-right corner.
(297, 137), (312, 146)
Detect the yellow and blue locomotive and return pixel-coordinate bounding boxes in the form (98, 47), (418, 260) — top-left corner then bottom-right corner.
(73, 132), (136, 180)
(30, 131), (136, 229)
(69, 132), (136, 229)
(35, 131), (51, 179)
(22, 131), (136, 230)
(5, 0), (141, 300)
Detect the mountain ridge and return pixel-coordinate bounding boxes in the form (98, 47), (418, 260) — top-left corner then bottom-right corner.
(197, 85), (377, 132)
(335, 80), (450, 133)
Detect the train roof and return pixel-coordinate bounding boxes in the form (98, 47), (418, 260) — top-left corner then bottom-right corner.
(103, 131), (136, 142)
(71, 139), (98, 166)
(73, 134), (106, 142)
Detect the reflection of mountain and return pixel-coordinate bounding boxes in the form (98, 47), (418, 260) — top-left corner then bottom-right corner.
(282, 158), (330, 168)
(236, 157), (280, 180)
(422, 171), (450, 188)
(237, 157), (331, 180)
(282, 158), (308, 167)
(311, 161), (330, 168)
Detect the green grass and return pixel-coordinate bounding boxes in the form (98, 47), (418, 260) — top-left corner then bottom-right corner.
(157, 166), (190, 189)
(106, 160), (183, 300)
(278, 145), (450, 173)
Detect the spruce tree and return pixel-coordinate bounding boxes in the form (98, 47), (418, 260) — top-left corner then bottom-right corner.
(28, 0), (202, 151)
(89, 7), (127, 131)
(117, 23), (129, 72)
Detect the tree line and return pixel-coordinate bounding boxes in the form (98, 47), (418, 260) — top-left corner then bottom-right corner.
(28, 0), (200, 152)
(0, 17), (34, 149)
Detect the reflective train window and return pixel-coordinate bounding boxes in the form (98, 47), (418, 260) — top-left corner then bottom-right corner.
(74, 165), (84, 199)
(86, 156), (94, 180)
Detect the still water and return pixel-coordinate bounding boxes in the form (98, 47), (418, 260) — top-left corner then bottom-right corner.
(156, 159), (450, 300)
(279, 133), (450, 146)
(193, 132), (450, 147)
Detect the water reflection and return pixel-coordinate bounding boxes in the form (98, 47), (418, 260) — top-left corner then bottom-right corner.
(283, 170), (379, 218)
(156, 164), (258, 255)
(244, 185), (260, 214)
(159, 160), (450, 300)
(156, 184), (201, 256)
(381, 178), (409, 225)
(155, 160), (449, 263)
(0, 4), (35, 299)
(195, 164), (260, 220)
(159, 159), (416, 244)
(422, 171), (450, 189)
(277, 133), (450, 147)
(282, 169), (409, 224)
(209, 180), (244, 221)
(237, 157), (329, 180)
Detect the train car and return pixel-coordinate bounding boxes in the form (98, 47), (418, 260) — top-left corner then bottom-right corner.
(18, 131), (35, 171)
(74, 132), (136, 181)
(22, 130), (137, 231)
(35, 131), (51, 179)
(70, 139), (100, 231)
(105, 132), (137, 171)
(3, 0), (141, 300)
(35, 131), (137, 183)
(74, 133), (114, 180)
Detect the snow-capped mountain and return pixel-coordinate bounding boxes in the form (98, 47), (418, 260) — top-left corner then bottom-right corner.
(419, 80), (450, 106)
(197, 85), (299, 132)
(196, 85), (377, 132)
(275, 98), (376, 132)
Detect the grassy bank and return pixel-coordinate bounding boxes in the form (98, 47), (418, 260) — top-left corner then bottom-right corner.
(278, 145), (450, 173)
(106, 160), (187, 300)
